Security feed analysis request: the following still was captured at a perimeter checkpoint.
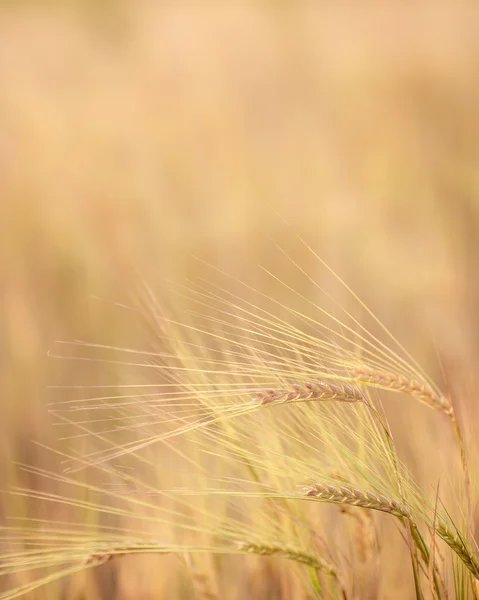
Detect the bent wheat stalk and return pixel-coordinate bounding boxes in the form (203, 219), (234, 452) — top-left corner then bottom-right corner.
(353, 365), (471, 528)
(304, 483), (479, 580)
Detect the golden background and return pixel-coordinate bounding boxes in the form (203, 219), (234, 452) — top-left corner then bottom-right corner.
(1, 2), (479, 598)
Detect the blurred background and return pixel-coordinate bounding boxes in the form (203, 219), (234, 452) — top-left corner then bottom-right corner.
(1, 1), (479, 598)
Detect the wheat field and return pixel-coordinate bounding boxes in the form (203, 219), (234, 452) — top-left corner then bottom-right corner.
(1, 2), (479, 598)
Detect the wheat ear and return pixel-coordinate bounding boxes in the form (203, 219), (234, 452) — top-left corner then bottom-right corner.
(304, 483), (479, 580)
(255, 381), (363, 406)
(354, 365), (471, 522)
(303, 483), (411, 518)
(236, 541), (337, 577)
(81, 542), (339, 583)
(353, 366), (452, 415)
(436, 522), (479, 579)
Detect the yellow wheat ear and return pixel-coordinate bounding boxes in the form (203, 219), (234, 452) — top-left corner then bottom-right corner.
(353, 365), (452, 415)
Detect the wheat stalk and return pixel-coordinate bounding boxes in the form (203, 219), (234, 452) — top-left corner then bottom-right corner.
(184, 554), (219, 600)
(353, 365), (472, 527)
(189, 572), (219, 600)
(82, 540), (341, 585)
(304, 483), (479, 581)
(339, 506), (377, 565)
